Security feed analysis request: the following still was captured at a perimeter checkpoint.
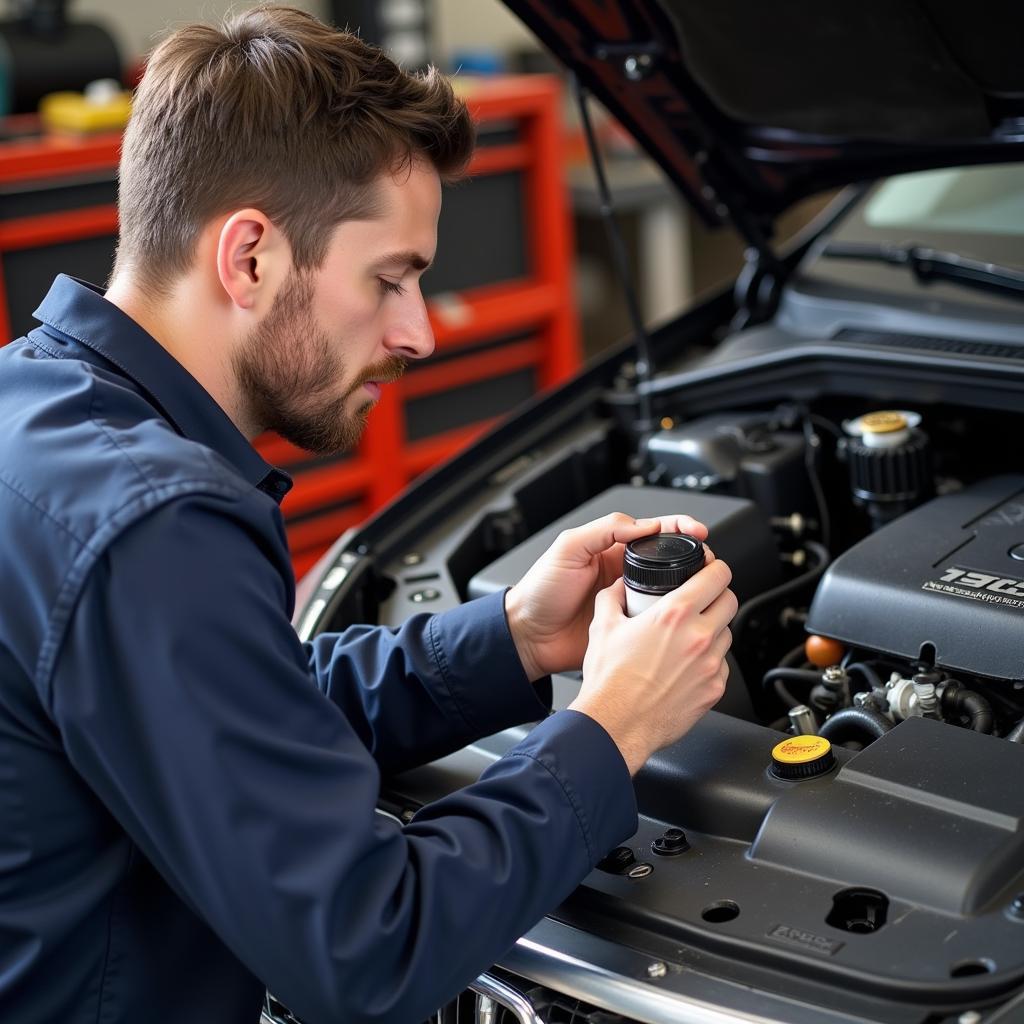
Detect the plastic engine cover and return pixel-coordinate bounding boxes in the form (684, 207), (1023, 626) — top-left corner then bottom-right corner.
(467, 485), (781, 605)
(807, 474), (1024, 681)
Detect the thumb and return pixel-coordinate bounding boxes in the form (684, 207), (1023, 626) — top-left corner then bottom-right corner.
(593, 577), (627, 625)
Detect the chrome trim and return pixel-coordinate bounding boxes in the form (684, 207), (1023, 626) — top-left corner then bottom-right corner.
(296, 597), (327, 642)
(500, 918), (862, 1024)
(469, 972), (545, 1024)
(320, 565), (349, 592)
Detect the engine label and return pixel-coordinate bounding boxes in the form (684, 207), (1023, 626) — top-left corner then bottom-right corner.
(923, 567), (1024, 609)
(767, 924), (843, 956)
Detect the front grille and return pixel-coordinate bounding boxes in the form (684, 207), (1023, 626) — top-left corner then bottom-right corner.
(262, 972), (642, 1024)
(834, 328), (1024, 361)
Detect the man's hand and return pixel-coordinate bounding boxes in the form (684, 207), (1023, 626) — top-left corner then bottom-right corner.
(504, 512), (708, 682)
(571, 561), (737, 775)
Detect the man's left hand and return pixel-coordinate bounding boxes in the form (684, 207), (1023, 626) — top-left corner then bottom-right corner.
(504, 512), (709, 682)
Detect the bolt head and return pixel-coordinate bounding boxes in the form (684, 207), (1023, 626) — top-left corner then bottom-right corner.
(958, 1012), (982, 1024)
(652, 828), (690, 856)
(647, 961), (667, 979)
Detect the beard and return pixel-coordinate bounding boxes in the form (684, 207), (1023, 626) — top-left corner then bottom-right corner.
(233, 270), (407, 456)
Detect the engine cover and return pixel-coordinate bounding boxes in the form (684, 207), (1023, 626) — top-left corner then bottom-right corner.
(807, 475), (1024, 681)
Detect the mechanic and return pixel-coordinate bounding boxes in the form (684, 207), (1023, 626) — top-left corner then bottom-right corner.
(0, 6), (735, 1022)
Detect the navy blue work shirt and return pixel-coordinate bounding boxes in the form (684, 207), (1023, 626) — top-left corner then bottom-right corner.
(0, 276), (637, 1023)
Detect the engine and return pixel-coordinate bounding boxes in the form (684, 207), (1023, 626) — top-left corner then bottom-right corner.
(633, 405), (1024, 748)
(354, 398), (1024, 1015)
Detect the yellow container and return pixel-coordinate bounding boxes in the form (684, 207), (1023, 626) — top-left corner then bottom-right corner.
(40, 80), (131, 134)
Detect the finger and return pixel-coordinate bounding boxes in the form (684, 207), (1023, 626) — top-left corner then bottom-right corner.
(592, 577), (627, 623)
(661, 558), (733, 614)
(654, 515), (708, 540)
(551, 512), (642, 565)
(716, 659), (731, 693)
(701, 587), (739, 633)
(708, 624), (733, 661)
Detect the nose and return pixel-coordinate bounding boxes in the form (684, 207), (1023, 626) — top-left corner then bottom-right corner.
(384, 287), (434, 361)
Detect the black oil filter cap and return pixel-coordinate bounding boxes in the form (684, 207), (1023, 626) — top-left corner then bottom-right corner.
(624, 533), (705, 595)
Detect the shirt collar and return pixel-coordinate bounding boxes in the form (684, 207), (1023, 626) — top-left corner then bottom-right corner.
(33, 275), (292, 502)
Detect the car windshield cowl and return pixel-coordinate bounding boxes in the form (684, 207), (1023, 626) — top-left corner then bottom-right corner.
(820, 240), (1024, 303)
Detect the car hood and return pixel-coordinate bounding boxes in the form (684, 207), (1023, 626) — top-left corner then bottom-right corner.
(501, 0), (1024, 228)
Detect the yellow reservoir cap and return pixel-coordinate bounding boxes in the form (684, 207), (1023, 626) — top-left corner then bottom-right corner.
(860, 410), (908, 435)
(770, 736), (835, 780)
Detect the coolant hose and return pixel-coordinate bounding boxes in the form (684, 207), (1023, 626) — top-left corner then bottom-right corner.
(941, 683), (994, 734)
(1006, 718), (1024, 743)
(762, 668), (822, 709)
(762, 668), (822, 690)
(818, 707), (893, 745)
(845, 661), (884, 691)
(956, 691), (993, 734)
(732, 541), (830, 641)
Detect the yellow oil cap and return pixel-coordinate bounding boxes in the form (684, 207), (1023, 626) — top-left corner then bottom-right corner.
(770, 736), (835, 780)
(860, 410), (908, 435)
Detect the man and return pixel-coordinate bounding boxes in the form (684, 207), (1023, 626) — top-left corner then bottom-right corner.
(0, 6), (735, 1022)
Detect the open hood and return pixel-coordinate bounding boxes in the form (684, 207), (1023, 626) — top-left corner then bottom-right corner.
(502, 0), (1024, 235)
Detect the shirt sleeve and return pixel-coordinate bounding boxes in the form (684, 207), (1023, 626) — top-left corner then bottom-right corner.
(47, 492), (638, 1024)
(304, 590), (553, 773)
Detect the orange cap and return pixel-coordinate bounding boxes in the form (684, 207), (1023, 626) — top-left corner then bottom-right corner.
(805, 634), (845, 668)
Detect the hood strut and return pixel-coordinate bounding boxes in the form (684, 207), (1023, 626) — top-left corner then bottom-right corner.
(731, 242), (785, 331)
(723, 188), (786, 330)
(587, 34), (785, 333)
(574, 75), (655, 434)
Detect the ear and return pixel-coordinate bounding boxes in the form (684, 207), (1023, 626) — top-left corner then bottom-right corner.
(215, 208), (290, 312)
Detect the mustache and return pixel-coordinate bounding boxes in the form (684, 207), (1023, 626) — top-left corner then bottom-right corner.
(351, 354), (409, 390)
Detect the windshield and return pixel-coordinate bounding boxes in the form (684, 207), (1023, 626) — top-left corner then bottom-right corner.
(864, 164), (1024, 239)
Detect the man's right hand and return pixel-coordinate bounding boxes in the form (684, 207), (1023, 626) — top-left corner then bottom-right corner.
(569, 555), (737, 775)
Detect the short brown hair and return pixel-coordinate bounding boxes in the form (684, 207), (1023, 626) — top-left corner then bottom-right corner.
(114, 4), (475, 295)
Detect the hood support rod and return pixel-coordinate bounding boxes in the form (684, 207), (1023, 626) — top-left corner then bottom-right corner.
(573, 75), (655, 434)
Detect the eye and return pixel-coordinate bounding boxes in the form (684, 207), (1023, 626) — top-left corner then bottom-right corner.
(378, 278), (405, 297)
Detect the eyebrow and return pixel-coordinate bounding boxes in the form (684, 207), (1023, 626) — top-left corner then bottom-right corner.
(375, 250), (433, 272)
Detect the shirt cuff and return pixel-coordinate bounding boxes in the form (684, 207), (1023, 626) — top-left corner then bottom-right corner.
(506, 709), (638, 865)
(427, 590), (551, 739)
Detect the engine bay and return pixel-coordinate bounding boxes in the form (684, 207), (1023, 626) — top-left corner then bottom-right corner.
(343, 392), (1024, 1010)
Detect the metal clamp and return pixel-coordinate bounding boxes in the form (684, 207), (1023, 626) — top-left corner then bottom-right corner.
(470, 972), (546, 1024)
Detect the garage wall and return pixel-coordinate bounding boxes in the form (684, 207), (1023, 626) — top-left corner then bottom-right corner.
(72, 0), (535, 66)
(74, 0), (328, 62)
(432, 0), (536, 67)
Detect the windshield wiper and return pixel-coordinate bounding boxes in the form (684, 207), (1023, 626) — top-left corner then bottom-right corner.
(820, 241), (1024, 302)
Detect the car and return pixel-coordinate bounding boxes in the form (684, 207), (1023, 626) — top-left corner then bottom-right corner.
(277, 3), (1024, 1022)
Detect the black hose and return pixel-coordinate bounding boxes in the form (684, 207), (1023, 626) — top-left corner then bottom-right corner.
(818, 707), (893, 745)
(1006, 718), (1024, 743)
(956, 691), (994, 734)
(763, 667), (821, 709)
(941, 682), (994, 734)
(802, 419), (832, 551)
(732, 540), (831, 642)
(763, 668), (822, 691)
(846, 662), (884, 692)
(779, 642), (810, 669)
(773, 679), (801, 709)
